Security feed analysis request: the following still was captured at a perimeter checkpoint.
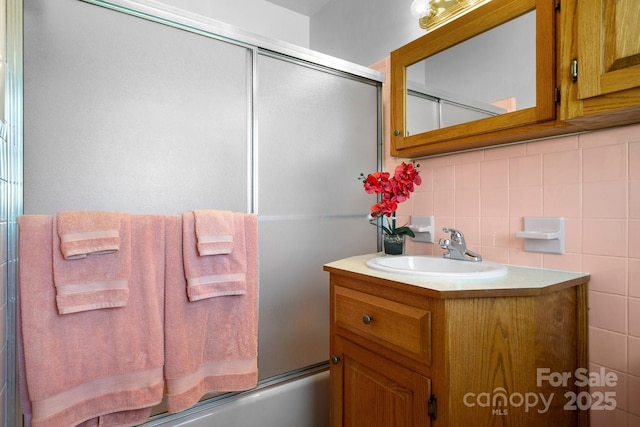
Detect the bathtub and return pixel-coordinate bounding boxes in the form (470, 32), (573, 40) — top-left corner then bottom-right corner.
(143, 365), (330, 427)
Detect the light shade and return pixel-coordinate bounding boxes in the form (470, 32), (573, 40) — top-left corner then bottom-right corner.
(410, 0), (431, 18)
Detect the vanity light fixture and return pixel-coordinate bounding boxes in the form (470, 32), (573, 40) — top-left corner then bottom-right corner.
(410, 0), (492, 32)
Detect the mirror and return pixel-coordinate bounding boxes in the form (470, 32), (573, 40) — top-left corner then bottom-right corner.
(406, 10), (536, 136)
(391, 0), (556, 157)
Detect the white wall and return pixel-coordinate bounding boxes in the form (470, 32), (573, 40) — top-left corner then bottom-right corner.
(154, 0), (310, 47)
(310, 0), (424, 66)
(142, 0), (422, 67)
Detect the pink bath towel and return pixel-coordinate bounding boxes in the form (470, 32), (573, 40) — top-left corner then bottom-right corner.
(57, 211), (122, 259)
(183, 212), (248, 301)
(164, 214), (259, 413)
(53, 213), (131, 315)
(18, 214), (165, 427)
(194, 209), (235, 255)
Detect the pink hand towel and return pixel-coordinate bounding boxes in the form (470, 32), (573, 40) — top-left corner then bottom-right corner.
(53, 213), (131, 314)
(183, 211), (248, 301)
(57, 211), (122, 259)
(165, 214), (258, 413)
(18, 214), (165, 427)
(194, 209), (235, 255)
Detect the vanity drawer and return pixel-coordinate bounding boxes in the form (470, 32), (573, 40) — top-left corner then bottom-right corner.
(333, 285), (431, 364)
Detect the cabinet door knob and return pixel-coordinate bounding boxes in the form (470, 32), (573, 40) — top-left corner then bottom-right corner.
(362, 314), (373, 325)
(331, 355), (340, 365)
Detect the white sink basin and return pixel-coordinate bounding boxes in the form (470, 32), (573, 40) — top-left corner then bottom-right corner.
(366, 255), (508, 279)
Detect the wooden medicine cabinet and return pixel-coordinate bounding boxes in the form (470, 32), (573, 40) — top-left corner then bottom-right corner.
(390, 0), (640, 158)
(391, 0), (558, 157)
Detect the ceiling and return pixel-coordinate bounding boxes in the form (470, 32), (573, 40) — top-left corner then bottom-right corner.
(265, 0), (332, 16)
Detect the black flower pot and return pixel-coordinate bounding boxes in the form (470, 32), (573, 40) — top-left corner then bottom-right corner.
(383, 234), (404, 255)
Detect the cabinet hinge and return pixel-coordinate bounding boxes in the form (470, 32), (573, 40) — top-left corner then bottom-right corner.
(428, 394), (437, 421)
(554, 87), (561, 104)
(571, 59), (578, 82)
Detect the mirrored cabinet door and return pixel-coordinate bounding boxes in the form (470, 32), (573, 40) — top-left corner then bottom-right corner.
(404, 10), (535, 136)
(390, 0), (557, 157)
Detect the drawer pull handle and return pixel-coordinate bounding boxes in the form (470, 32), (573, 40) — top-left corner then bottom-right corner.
(331, 355), (340, 365)
(362, 314), (373, 325)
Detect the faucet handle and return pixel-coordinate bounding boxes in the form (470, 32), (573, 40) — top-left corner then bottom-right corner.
(443, 227), (464, 240)
(439, 238), (451, 249)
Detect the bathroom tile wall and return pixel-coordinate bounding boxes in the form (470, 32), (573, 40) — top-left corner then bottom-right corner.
(390, 123), (640, 426)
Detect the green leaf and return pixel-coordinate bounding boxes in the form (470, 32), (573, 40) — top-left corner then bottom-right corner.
(392, 226), (415, 238)
(369, 221), (392, 235)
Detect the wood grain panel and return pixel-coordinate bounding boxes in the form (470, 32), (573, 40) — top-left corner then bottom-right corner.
(334, 286), (431, 364)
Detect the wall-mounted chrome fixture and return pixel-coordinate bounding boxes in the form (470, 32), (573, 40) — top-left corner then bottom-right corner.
(410, 0), (492, 32)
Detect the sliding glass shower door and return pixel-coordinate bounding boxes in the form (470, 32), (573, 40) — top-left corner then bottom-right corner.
(256, 52), (379, 378)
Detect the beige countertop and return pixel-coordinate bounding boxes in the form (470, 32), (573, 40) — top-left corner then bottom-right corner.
(324, 253), (590, 299)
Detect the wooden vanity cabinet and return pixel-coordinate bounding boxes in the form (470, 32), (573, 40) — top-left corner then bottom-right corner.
(332, 337), (432, 427)
(326, 269), (589, 427)
(560, 0), (640, 129)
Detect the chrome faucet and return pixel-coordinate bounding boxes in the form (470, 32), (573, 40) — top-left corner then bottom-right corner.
(439, 227), (482, 262)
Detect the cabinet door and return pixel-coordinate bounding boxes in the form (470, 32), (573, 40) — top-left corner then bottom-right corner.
(390, 0), (558, 158)
(576, 0), (640, 99)
(331, 338), (432, 427)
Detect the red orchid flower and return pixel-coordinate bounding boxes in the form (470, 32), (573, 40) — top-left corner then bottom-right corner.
(359, 162), (421, 236)
(363, 171), (390, 194)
